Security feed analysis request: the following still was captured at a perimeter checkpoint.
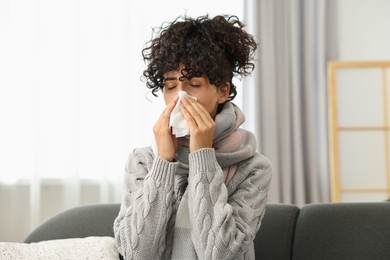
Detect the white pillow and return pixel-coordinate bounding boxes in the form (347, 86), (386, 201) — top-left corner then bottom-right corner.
(0, 236), (119, 260)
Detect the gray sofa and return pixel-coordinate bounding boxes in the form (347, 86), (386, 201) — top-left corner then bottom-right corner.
(24, 202), (390, 260)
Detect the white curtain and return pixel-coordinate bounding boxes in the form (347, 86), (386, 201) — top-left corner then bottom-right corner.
(0, 0), (243, 242)
(243, 0), (334, 205)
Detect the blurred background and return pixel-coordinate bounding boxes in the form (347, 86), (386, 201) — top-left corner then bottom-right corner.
(1, 0), (390, 242)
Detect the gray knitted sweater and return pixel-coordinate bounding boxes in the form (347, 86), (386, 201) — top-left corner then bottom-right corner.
(113, 103), (272, 260)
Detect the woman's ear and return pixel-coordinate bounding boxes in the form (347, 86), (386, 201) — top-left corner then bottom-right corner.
(218, 82), (231, 104)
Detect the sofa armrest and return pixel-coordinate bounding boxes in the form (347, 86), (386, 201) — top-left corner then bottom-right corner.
(24, 203), (120, 243)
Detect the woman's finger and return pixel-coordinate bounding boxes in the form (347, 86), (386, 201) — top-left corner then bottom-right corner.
(181, 96), (213, 127)
(162, 95), (179, 118)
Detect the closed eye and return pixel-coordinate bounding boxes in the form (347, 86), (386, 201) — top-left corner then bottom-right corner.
(165, 85), (177, 90)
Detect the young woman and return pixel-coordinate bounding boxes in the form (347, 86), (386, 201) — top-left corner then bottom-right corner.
(114, 14), (272, 260)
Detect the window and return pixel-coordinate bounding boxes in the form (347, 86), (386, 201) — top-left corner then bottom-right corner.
(0, 0), (244, 182)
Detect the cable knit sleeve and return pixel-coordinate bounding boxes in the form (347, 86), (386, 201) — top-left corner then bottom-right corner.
(187, 148), (272, 260)
(113, 148), (178, 259)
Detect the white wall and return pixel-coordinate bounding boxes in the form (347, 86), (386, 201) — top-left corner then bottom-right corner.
(336, 0), (390, 60)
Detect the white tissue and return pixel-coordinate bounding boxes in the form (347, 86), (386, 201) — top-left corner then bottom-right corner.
(169, 91), (197, 137)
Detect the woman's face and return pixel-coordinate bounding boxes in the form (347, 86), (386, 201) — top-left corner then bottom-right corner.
(162, 67), (229, 119)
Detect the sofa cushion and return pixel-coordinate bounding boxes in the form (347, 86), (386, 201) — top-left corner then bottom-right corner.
(1, 236), (119, 259)
(254, 203), (300, 260)
(292, 202), (390, 260)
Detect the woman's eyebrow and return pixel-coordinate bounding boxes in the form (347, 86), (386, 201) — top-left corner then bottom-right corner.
(163, 77), (178, 81)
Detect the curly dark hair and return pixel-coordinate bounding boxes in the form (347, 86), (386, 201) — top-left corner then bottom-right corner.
(141, 14), (258, 101)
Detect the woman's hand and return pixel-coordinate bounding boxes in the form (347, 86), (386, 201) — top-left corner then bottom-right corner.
(180, 96), (216, 152)
(153, 96), (179, 161)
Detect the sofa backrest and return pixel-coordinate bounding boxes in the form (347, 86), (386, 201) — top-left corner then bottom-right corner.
(26, 202), (390, 260)
(25, 203), (300, 260)
(292, 202), (390, 260)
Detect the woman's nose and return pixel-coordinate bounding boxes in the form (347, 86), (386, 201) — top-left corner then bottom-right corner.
(176, 82), (186, 92)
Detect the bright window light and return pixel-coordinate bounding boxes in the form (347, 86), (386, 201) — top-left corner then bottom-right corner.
(0, 0), (243, 182)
